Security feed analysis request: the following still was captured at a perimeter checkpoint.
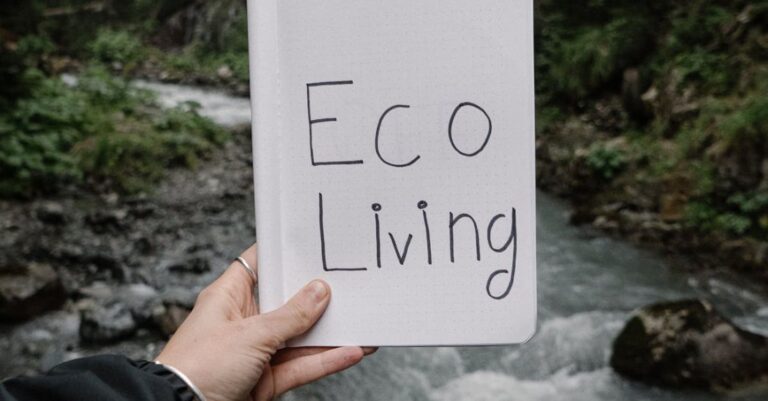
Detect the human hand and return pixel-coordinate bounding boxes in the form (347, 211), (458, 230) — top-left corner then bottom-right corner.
(156, 244), (374, 401)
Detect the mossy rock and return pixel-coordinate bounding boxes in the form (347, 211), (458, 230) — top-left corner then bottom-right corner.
(610, 299), (768, 393)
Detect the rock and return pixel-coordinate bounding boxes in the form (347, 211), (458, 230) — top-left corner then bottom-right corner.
(151, 287), (196, 336)
(75, 282), (160, 331)
(123, 283), (158, 302)
(610, 299), (768, 393)
(129, 202), (156, 218)
(217, 65), (233, 80)
(168, 257), (211, 274)
(36, 202), (67, 225)
(568, 207), (596, 226)
(161, 287), (197, 309)
(153, 304), (190, 337)
(0, 263), (67, 321)
(592, 215), (620, 231)
(77, 281), (113, 300)
(622, 68), (651, 122)
(79, 303), (138, 344)
(134, 236), (154, 255)
(122, 283), (160, 326)
(85, 209), (129, 231)
(659, 194), (687, 222)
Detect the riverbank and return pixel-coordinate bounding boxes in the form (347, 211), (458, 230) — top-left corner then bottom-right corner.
(537, 114), (768, 286)
(1, 121), (253, 377)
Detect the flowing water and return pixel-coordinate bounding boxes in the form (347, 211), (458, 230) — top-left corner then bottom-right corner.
(141, 82), (768, 401)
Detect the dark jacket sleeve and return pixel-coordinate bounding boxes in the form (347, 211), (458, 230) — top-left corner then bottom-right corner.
(0, 355), (193, 401)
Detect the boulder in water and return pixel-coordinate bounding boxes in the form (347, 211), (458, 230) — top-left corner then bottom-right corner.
(0, 263), (66, 321)
(610, 299), (768, 393)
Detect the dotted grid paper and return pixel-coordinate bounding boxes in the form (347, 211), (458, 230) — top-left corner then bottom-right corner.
(249, 0), (537, 346)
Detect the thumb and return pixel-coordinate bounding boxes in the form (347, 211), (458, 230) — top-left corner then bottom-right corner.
(259, 280), (331, 345)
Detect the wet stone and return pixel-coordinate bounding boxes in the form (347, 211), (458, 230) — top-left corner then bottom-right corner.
(168, 257), (211, 274)
(0, 263), (67, 321)
(152, 304), (190, 337)
(79, 303), (138, 344)
(85, 209), (129, 231)
(611, 299), (768, 393)
(36, 202), (67, 225)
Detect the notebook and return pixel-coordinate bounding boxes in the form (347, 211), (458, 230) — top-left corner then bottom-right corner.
(247, 0), (536, 346)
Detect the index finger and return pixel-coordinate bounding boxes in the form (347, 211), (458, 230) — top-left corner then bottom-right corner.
(195, 244), (260, 317)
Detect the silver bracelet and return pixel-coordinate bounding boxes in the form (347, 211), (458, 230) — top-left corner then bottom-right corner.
(155, 360), (208, 401)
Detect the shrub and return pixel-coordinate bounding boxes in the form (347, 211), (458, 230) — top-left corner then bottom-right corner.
(586, 143), (627, 180)
(16, 35), (55, 62)
(673, 50), (736, 94)
(0, 67), (227, 197)
(88, 29), (144, 65)
(719, 94), (768, 144)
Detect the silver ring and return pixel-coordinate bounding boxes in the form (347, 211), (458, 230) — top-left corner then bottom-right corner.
(235, 257), (257, 283)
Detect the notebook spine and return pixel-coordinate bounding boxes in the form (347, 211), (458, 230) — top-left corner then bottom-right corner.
(247, 0), (283, 312)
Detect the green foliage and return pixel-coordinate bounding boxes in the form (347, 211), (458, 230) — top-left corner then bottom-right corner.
(88, 29), (145, 65)
(151, 0), (249, 83)
(75, 105), (226, 193)
(586, 143), (627, 180)
(0, 69), (90, 195)
(715, 213), (753, 235)
(535, 106), (563, 136)
(16, 35), (56, 61)
(720, 191), (768, 236)
(0, 67), (227, 197)
(686, 189), (768, 237)
(543, 16), (653, 98)
(729, 192), (768, 215)
(719, 94), (768, 144)
(684, 202), (749, 235)
(662, 3), (733, 54)
(160, 46), (250, 83)
(673, 50), (736, 94)
(690, 161), (716, 197)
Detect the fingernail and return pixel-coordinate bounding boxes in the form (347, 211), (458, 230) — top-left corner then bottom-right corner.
(308, 280), (328, 302)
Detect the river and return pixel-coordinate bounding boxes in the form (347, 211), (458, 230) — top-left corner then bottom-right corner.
(145, 82), (768, 401)
(8, 80), (768, 400)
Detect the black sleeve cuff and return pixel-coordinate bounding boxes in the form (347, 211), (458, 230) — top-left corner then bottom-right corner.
(1, 355), (185, 401)
(135, 360), (200, 401)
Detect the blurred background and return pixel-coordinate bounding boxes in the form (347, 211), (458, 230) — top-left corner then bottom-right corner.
(1, 1), (767, 400)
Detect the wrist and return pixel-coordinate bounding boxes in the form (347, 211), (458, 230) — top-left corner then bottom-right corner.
(147, 360), (209, 401)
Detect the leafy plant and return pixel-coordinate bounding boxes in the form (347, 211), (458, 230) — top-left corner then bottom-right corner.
(586, 143), (627, 180)
(673, 50), (736, 94)
(0, 67), (227, 197)
(88, 29), (144, 66)
(719, 94), (768, 144)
